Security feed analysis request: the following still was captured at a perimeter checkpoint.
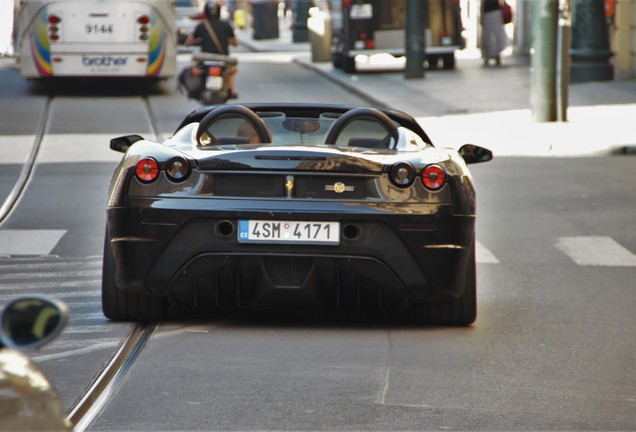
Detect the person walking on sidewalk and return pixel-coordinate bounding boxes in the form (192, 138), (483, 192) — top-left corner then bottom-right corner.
(185, 2), (239, 98)
(480, 0), (509, 66)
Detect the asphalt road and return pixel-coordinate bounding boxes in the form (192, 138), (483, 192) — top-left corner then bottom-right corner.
(1, 49), (636, 430)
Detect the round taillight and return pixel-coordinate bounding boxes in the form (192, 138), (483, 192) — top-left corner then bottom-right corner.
(421, 164), (446, 190)
(208, 66), (222, 77)
(135, 158), (159, 183)
(389, 161), (415, 188)
(48, 15), (61, 24)
(49, 34), (59, 41)
(137, 15), (150, 25)
(165, 157), (190, 182)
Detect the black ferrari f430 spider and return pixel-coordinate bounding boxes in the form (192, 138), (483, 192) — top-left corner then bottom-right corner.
(103, 103), (492, 325)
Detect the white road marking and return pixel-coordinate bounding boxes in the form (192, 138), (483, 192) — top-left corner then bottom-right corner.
(0, 269), (101, 280)
(0, 290), (100, 302)
(556, 236), (636, 267)
(32, 340), (120, 362)
(0, 229), (67, 255)
(476, 240), (500, 264)
(38, 133), (126, 163)
(0, 259), (102, 271)
(63, 325), (113, 334)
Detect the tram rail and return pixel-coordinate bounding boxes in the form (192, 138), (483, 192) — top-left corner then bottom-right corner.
(0, 88), (165, 430)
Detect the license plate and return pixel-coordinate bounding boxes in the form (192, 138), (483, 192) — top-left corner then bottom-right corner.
(85, 23), (114, 34)
(206, 76), (223, 90)
(238, 220), (340, 245)
(350, 4), (372, 19)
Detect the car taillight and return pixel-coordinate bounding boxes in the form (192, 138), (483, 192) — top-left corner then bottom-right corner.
(135, 158), (159, 183)
(208, 66), (222, 77)
(421, 165), (446, 190)
(389, 162), (415, 188)
(165, 157), (190, 182)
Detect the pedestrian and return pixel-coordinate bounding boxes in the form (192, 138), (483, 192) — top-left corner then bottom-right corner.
(185, 2), (239, 98)
(480, 0), (509, 66)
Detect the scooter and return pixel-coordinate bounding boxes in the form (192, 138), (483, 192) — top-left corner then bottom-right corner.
(178, 53), (238, 105)
(0, 296), (71, 431)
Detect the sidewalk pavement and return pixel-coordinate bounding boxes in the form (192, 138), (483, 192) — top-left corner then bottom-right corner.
(235, 23), (636, 157)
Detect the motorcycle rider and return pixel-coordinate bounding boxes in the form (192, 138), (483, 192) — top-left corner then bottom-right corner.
(185, 2), (239, 98)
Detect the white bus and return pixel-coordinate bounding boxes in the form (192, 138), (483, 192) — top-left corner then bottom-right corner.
(13, 0), (177, 80)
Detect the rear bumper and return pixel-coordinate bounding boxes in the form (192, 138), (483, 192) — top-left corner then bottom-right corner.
(107, 203), (475, 310)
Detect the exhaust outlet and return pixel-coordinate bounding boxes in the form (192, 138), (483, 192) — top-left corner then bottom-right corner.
(216, 220), (235, 238)
(342, 223), (361, 241)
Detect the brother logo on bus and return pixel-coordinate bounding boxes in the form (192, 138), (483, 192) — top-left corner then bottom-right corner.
(82, 55), (128, 67)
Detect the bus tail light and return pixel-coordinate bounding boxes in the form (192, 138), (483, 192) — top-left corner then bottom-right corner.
(48, 15), (61, 42)
(137, 15), (151, 41)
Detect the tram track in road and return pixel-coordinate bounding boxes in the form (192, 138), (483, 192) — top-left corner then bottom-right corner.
(67, 322), (158, 432)
(0, 96), (52, 225)
(0, 90), (163, 227)
(61, 93), (166, 430)
(0, 87), (168, 429)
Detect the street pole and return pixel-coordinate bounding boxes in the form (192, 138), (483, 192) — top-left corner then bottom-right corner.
(530, 0), (559, 122)
(556, 0), (571, 121)
(405, 0), (425, 79)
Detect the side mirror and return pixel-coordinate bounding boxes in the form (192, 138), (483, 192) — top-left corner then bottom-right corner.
(110, 135), (144, 153)
(0, 297), (69, 349)
(459, 144), (493, 164)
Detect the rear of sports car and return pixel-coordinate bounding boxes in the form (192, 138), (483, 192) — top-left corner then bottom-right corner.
(102, 106), (489, 325)
(103, 105), (484, 325)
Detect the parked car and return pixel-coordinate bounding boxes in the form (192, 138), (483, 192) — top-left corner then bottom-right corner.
(103, 103), (492, 325)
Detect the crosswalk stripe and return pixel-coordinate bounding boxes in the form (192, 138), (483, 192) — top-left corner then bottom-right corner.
(0, 290), (100, 302)
(555, 236), (636, 267)
(0, 269), (102, 280)
(0, 229), (67, 255)
(0, 259), (101, 271)
(63, 325), (115, 334)
(32, 340), (120, 362)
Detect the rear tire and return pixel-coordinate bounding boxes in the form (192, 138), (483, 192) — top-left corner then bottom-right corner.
(202, 91), (225, 105)
(102, 229), (168, 322)
(414, 240), (476, 326)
